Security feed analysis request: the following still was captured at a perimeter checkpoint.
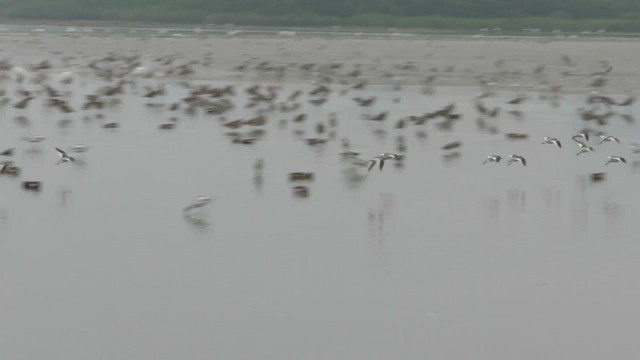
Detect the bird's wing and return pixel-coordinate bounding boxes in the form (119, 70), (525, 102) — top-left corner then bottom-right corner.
(367, 160), (376, 172)
(55, 147), (67, 157)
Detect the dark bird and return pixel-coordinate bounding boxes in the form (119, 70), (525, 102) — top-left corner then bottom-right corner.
(13, 96), (34, 109)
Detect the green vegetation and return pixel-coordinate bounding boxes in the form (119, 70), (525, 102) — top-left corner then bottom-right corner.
(1, 0), (640, 31)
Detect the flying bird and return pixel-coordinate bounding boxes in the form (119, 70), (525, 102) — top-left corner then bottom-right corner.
(599, 135), (621, 144)
(368, 153), (401, 171)
(541, 137), (562, 148)
(605, 156), (627, 165)
(55, 147), (75, 165)
(183, 196), (214, 212)
(572, 132), (589, 143)
(576, 141), (594, 155)
(507, 154), (526, 166)
(482, 155), (502, 164)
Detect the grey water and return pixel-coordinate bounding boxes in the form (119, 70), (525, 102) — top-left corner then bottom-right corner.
(1, 44), (640, 359)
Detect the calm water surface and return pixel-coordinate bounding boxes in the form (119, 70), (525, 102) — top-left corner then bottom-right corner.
(1, 33), (640, 360)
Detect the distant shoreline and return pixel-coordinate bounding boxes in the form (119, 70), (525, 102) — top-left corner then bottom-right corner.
(1, 15), (640, 35)
(0, 27), (636, 94)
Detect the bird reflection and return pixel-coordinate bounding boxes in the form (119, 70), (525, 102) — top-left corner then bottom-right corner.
(543, 188), (561, 209)
(24, 147), (43, 156)
(0, 209), (7, 230)
(183, 211), (211, 229)
(367, 193), (394, 247)
(253, 174), (264, 192)
(72, 158), (89, 169)
(602, 197), (623, 222)
(342, 167), (367, 189)
(483, 196), (501, 222)
(182, 196), (214, 229)
(570, 196), (589, 231)
(506, 189), (526, 213)
(253, 158), (264, 192)
(58, 187), (72, 208)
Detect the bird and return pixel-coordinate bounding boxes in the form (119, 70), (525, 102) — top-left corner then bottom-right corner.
(507, 154), (526, 166)
(70, 144), (90, 153)
(562, 55), (574, 66)
(541, 137), (562, 148)
(576, 143), (594, 155)
(347, 156), (372, 168)
(55, 147), (75, 165)
(572, 132), (589, 143)
(0, 161), (13, 174)
(577, 147), (594, 155)
(605, 156), (627, 165)
(183, 196), (214, 212)
(368, 153), (400, 171)
(482, 155), (502, 164)
(599, 135), (621, 144)
(0, 148), (14, 156)
(339, 150), (361, 158)
(23, 135), (46, 143)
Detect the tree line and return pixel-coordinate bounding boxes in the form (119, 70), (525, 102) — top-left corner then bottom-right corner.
(1, 0), (640, 30)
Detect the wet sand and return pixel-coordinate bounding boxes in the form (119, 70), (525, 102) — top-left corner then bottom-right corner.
(0, 29), (639, 90)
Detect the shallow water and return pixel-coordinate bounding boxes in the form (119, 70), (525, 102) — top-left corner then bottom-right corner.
(1, 33), (640, 360)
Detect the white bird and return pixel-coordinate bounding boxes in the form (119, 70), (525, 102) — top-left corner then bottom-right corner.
(55, 147), (75, 165)
(482, 155), (502, 164)
(131, 66), (148, 75)
(507, 154), (526, 166)
(599, 135), (621, 144)
(605, 156), (627, 165)
(541, 137), (562, 148)
(368, 153), (401, 171)
(183, 196), (214, 212)
(572, 132), (589, 143)
(56, 71), (74, 84)
(576, 142), (594, 155)
(12, 66), (28, 83)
